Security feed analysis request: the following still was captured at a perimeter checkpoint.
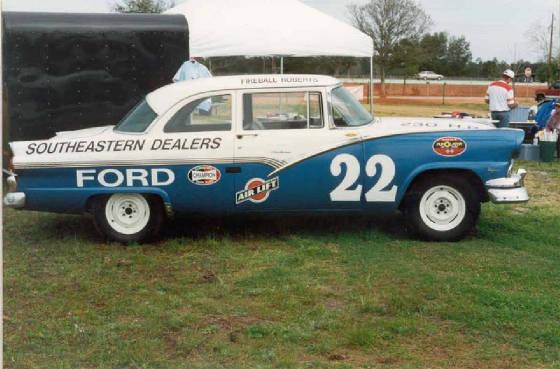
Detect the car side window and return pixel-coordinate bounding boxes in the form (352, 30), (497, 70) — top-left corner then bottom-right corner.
(243, 91), (323, 130)
(164, 94), (232, 133)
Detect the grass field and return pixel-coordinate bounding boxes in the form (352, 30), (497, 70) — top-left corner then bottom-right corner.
(373, 97), (536, 118)
(4, 101), (560, 369)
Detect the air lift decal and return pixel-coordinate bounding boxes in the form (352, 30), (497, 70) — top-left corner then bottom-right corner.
(432, 137), (467, 157)
(235, 177), (280, 204)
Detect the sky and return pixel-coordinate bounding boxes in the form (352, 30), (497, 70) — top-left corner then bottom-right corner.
(2, 0), (558, 62)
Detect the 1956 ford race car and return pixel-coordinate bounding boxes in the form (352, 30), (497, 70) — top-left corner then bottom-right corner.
(4, 75), (529, 243)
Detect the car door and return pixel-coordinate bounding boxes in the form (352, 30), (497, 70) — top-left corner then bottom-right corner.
(233, 88), (365, 211)
(152, 91), (236, 213)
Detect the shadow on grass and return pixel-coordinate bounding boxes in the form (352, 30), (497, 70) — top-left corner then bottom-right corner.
(9, 210), (412, 244)
(163, 212), (410, 242)
(9, 205), (555, 248)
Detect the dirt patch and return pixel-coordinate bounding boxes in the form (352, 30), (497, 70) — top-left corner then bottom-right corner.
(523, 168), (560, 207)
(200, 270), (218, 283)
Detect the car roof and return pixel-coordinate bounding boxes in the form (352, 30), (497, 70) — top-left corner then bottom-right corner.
(146, 74), (340, 115)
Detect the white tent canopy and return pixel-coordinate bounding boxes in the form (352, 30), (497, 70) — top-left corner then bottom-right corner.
(164, 0), (373, 58)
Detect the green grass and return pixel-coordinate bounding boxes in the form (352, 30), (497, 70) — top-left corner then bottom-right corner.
(4, 161), (560, 369)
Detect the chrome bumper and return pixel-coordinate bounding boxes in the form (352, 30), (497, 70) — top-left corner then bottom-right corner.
(4, 192), (26, 208)
(3, 174), (26, 209)
(485, 169), (529, 204)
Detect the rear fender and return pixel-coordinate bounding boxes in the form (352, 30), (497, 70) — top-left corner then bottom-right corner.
(24, 187), (171, 215)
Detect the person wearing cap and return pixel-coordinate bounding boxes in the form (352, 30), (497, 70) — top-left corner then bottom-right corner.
(485, 69), (518, 128)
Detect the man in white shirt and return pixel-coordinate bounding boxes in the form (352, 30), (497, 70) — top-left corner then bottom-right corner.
(485, 69), (518, 128)
(173, 57), (213, 113)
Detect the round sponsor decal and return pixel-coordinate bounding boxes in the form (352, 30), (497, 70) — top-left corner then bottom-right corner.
(235, 177), (280, 204)
(432, 137), (467, 157)
(246, 178), (270, 203)
(187, 165), (221, 186)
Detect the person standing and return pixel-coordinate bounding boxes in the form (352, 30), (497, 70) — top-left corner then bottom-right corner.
(545, 102), (560, 158)
(485, 69), (518, 128)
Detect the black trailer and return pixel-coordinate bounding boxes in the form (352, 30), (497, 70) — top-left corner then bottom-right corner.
(2, 11), (189, 142)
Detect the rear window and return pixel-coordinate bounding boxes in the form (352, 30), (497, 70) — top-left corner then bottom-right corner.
(243, 91), (324, 130)
(114, 99), (157, 133)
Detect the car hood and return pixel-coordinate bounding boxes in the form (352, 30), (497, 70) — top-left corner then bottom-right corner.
(359, 117), (496, 138)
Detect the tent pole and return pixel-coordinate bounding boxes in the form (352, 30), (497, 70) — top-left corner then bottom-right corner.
(369, 56), (374, 114)
(280, 57), (284, 74)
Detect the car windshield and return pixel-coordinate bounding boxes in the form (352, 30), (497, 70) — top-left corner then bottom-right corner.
(114, 99), (158, 133)
(331, 86), (373, 127)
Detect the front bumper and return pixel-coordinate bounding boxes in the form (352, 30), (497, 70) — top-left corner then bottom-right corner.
(485, 169), (529, 204)
(3, 174), (26, 209)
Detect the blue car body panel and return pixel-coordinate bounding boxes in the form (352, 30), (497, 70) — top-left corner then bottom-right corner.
(15, 129), (523, 215)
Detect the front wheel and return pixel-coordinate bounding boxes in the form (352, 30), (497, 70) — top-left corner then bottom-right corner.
(92, 193), (164, 243)
(403, 175), (480, 241)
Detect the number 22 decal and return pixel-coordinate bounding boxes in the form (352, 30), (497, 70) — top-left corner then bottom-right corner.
(330, 154), (398, 202)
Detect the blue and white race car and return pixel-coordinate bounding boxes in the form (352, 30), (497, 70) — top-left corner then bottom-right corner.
(4, 75), (528, 243)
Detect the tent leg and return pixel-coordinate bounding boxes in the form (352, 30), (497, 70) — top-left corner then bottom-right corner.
(369, 56), (374, 114)
(280, 57), (284, 74)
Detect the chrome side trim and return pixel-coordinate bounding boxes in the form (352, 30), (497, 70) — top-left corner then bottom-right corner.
(13, 157), (287, 170)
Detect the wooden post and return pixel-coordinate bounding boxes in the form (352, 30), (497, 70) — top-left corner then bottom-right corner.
(369, 56), (374, 113)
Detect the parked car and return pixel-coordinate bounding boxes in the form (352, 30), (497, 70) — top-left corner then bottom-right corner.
(4, 75), (528, 243)
(535, 81), (560, 102)
(417, 71), (444, 80)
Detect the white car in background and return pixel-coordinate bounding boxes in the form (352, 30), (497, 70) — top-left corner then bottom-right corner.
(417, 71), (444, 81)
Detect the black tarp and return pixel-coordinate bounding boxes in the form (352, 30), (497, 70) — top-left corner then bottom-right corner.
(2, 11), (189, 142)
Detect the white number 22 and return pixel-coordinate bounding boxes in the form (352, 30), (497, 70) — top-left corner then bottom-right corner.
(329, 154), (398, 202)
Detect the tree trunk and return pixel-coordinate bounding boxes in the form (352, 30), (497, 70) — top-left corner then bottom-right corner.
(380, 66), (387, 97)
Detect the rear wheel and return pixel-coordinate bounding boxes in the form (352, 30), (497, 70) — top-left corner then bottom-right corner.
(403, 175), (480, 241)
(92, 193), (164, 243)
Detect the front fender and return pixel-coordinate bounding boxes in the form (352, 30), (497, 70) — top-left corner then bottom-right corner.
(396, 161), (508, 206)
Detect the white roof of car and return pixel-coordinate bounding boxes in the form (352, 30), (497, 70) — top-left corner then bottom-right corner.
(146, 74), (340, 115)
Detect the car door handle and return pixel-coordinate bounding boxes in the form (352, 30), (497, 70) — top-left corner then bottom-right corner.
(236, 133), (258, 139)
(225, 166), (241, 174)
